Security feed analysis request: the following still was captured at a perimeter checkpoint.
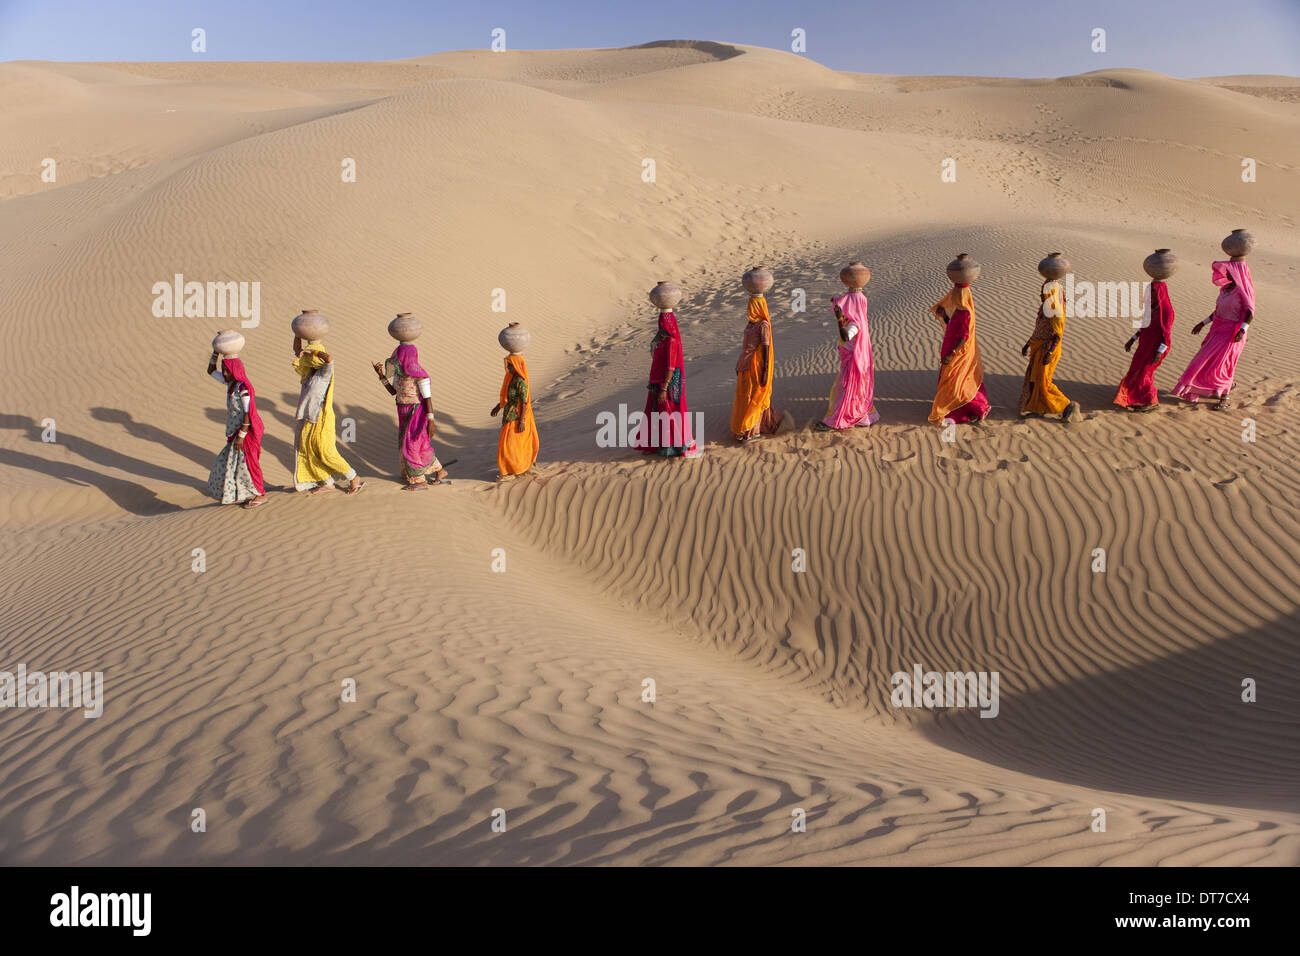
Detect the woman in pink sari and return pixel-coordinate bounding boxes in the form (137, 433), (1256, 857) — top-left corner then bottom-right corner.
(632, 308), (696, 456)
(1172, 258), (1255, 410)
(815, 284), (879, 431)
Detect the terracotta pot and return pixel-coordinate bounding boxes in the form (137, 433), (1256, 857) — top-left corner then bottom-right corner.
(1037, 252), (1071, 280)
(648, 281), (682, 311)
(388, 312), (422, 342)
(1142, 248), (1179, 280)
(212, 329), (245, 357)
(742, 265), (774, 296)
(291, 309), (329, 340)
(1221, 228), (1255, 259)
(946, 253), (980, 284)
(499, 322), (531, 354)
(839, 260), (871, 289)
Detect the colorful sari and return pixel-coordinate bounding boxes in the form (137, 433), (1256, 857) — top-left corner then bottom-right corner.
(1115, 280), (1175, 408)
(1172, 260), (1255, 402)
(498, 354), (540, 476)
(382, 343), (441, 482)
(206, 357), (264, 504)
(292, 341), (356, 492)
(633, 310), (696, 456)
(730, 295), (778, 439)
(928, 284), (989, 425)
(822, 289), (880, 429)
(1018, 279), (1070, 416)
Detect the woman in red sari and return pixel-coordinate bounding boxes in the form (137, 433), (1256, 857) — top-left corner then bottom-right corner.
(633, 308), (696, 456)
(1115, 250), (1177, 412)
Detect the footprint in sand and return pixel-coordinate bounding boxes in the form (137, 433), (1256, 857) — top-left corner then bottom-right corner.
(1156, 458), (1192, 480)
(881, 450), (917, 467)
(1264, 384), (1296, 407)
(1212, 473), (1242, 491)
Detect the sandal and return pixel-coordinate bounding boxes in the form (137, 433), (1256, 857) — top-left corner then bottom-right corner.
(345, 480), (367, 495)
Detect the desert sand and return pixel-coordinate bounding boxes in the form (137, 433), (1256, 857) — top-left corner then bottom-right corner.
(0, 42), (1297, 865)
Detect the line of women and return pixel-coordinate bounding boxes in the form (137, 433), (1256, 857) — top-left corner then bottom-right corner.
(204, 311), (539, 508)
(202, 227), (1259, 505)
(630, 228), (1259, 457)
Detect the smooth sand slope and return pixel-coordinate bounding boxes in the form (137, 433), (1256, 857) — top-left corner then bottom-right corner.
(0, 42), (1297, 864)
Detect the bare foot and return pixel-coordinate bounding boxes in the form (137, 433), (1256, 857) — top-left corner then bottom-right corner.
(344, 478), (367, 495)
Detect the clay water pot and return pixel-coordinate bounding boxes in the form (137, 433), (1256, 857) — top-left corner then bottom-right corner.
(291, 309), (330, 340)
(946, 253), (980, 284)
(648, 281), (682, 311)
(212, 329), (245, 357)
(499, 322), (530, 354)
(742, 265), (774, 296)
(388, 312), (422, 342)
(1037, 252), (1071, 280)
(1221, 228), (1255, 259)
(1142, 248), (1179, 280)
(839, 261), (871, 290)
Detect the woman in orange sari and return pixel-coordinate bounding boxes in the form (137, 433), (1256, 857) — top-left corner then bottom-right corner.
(1018, 254), (1078, 420)
(929, 255), (990, 426)
(731, 286), (782, 442)
(492, 323), (539, 480)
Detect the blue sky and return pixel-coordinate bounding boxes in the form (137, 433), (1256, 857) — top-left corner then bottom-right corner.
(1, 0), (1297, 77)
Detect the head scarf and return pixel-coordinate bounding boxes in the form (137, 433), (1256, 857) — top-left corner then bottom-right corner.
(1212, 260), (1256, 314)
(650, 311), (684, 384)
(934, 283), (975, 322)
(747, 295), (770, 324)
(833, 289), (870, 360)
(390, 342), (428, 379)
(500, 354), (528, 406)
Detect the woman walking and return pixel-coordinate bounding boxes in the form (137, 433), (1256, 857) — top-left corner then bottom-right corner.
(1115, 249), (1178, 412)
(633, 282), (696, 456)
(373, 313), (447, 488)
(492, 323), (540, 479)
(929, 254), (990, 426)
(205, 331), (267, 509)
(816, 261), (880, 431)
(1172, 230), (1257, 411)
(291, 309), (364, 495)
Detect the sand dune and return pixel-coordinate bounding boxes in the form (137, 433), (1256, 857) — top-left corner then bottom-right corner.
(0, 41), (1296, 865)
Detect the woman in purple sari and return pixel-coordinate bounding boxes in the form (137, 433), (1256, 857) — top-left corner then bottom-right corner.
(373, 339), (447, 488)
(1172, 258), (1255, 410)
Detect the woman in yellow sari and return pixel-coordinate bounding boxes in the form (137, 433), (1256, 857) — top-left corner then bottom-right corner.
(1018, 255), (1079, 420)
(293, 337), (364, 495)
(929, 257), (990, 426)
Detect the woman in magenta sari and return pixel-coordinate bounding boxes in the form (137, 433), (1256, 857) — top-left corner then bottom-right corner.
(815, 287), (879, 430)
(1115, 252), (1176, 412)
(1172, 258), (1255, 410)
(632, 309), (695, 456)
(205, 350), (267, 508)
(373, 342), (446, 488)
